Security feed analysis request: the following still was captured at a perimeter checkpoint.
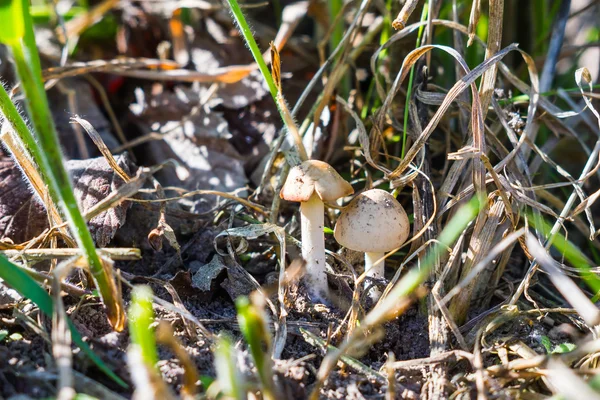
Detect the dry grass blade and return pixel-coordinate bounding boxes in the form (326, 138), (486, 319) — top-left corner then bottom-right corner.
(269, 41), (307, 162)
(389, 350), (474, 370)
(58, 0), (118, 42)
(478, 0), (504, 118)
(155, 322), (198, 400)
(39, 59), (179, 83)
(108, 64), (259, 84)
(51, 259), (76, 400)
(525, 233), (600, 327)
(570, 68), (600, 218)
(270, 42), (282, 91)
(96, 256), (126, 331)
(440, 228), (525, 308)
(1, 247), (140, 261)
(131, 188), (267, 215)
(546, 359), (600, 400)
(70, 116), (131, 182)
(382, 44), (519, 185)
(0, 124), (65, 230)
(449, 198), (508, 324)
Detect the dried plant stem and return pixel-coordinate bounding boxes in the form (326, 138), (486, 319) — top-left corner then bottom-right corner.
(0, 122), (64, 229)
(1, 247), (141, 261)
(392, 0), (420, 30)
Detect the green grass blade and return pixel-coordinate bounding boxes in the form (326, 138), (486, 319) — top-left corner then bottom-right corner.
(0, 256), (127, 388)
(128, 286), (159, 369)
(214, 334), (246, 400)
(235, 296), (275, 400)
(0, 0), (124, 330)
(225, 0), (309, 162)
(226, 0), (277, 100)
(528, 214), (600, 294)
(0, 0), (25, 43)
(0, 83), (46, 171)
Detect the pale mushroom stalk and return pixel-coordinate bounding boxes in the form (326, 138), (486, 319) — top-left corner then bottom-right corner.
(280, 160), (354, 301)
(364, 252), (385, 296)
(334, 189), (410, 302)
(300, 194), (327, 296)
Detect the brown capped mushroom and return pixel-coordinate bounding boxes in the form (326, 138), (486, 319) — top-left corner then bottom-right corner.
(280, 160), (354, 300)
(334, 189), (410, 300)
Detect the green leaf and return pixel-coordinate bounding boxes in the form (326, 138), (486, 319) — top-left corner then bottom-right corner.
(323, 227), (334, 235)
(540, 335), (553, 354)
(0, 0), (25, 43)
(0, 255), (127, 388)
(0, 330), (8, 341)
(552, 342), (576, 354)
(73, 395), (100, 400)
(9, 332), (23, 341)
(199, 375), (215, 391)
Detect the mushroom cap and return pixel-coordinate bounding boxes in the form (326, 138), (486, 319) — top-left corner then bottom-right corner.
(280, 160), (354, 202)
(334, 189), (410, 253)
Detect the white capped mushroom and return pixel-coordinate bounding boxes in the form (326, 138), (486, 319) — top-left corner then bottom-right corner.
(280, 160), (354, 300)
(334, 189), (410, 300)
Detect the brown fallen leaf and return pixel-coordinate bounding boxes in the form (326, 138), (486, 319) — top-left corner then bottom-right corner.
(69, 155), (133, 247)
(166, 256), (228, 302)
(191, 255), (228, 293)
(0, 157), (48, 244)
(0, 154), (134, 246)
(129, 87), (248, 197)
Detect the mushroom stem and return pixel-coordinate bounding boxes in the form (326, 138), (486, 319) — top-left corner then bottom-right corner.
(364, 252), (385, 300)
(300, 193), (328, 299)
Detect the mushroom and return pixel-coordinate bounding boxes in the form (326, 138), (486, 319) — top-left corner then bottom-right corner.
(280, 160), (354, 300)
(334, 189), (410, 300)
